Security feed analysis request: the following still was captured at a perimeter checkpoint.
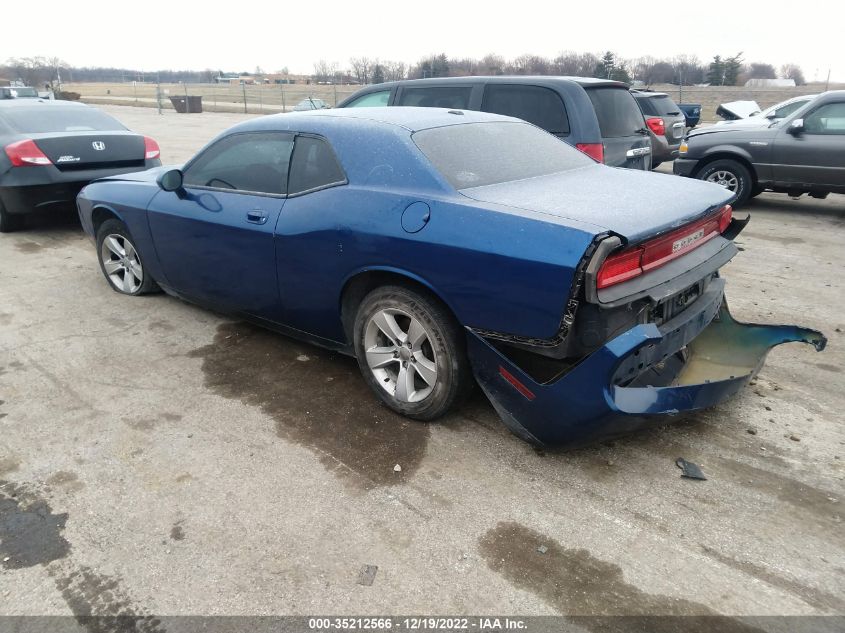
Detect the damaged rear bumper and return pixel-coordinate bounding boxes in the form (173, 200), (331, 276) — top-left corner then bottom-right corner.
(467, 281), (826, 446)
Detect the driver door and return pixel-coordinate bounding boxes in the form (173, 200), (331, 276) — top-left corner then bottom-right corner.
(147, 131), (294, 320)
(771, 100), (845, 188)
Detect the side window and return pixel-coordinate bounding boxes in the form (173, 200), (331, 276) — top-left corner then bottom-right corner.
(183, 132), (294, 194)
(396, 86), (471, 109)
(481, 85), (570, 135)
(774, 100), (806, 119)
(345, 90), (390, 107)
(288, 136), (346, 195)
(803, 103), (845, 135)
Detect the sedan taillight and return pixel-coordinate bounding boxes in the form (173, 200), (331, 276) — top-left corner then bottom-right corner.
(5, 139), (52, 166)
(144, 136), (161, 160)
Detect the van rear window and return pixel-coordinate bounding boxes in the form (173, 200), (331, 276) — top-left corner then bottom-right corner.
(587, 88), (645, 138)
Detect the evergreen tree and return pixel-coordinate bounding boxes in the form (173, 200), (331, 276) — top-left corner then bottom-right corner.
(432, 54), (449, 78)
(371, 64), (384, 84)
(723, 52), (744, 86)
(707, 55), (725, 85)
(595, 51), (616, 79)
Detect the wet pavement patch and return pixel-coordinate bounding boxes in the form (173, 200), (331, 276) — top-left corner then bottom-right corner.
(47, 470), (85, 492)
(188, 321), (430, 488)
(478, 521), (764, 631)
(0, 480), (70, 568)
(14, 241), (45, 254)
(0, 457), (20, 475)
(170, 523), (185, 541)
(814, 363), (841, 373)
(50, 564), (166, 633)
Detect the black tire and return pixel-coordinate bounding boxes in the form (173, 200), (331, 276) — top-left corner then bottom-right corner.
(696, 159), (753, 207)
(749, 185), (764, 199)
(0, 200), (24, 233)
(353, 285), (472, 421)
(96, 219), (159, 295)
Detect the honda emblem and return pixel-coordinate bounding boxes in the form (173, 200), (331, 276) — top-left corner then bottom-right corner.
(92, 141), (106, 151)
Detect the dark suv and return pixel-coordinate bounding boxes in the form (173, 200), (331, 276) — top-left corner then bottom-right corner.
(337, 76), (651, 170)
(674, 90), (845, 206)
(631, 90), (686, 168)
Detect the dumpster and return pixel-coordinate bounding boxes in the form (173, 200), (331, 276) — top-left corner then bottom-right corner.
(169, 95), (203, 113)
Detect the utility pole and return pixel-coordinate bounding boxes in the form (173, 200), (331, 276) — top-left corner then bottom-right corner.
(281, 82), (286, 112)
(242, 82), (248, 114)
(156, 72), (162, 115)
(825, 69), (831, 92)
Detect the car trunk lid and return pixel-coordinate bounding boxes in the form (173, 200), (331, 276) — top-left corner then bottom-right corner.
(460, 164), (733, 243)
(31, 132), (145, 171)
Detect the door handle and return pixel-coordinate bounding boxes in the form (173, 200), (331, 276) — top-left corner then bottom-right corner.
(246, 209), (268, 225)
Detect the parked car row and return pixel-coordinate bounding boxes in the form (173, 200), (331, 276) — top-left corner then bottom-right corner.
(0, 83), (831, 446)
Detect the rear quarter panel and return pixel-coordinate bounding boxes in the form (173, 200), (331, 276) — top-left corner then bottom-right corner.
(275, 186), (598, 342)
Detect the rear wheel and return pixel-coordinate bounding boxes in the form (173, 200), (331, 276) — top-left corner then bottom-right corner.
(696, 159), (753, 207)
(353, 285), (472, 421)
(96, 219), (159, 295)
(0, 201), (24, 233)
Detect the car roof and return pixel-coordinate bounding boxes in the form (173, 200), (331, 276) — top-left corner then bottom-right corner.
(238, 106), (521, 134)
(350, 75), (628, 90)
(631, 90), (669, 98)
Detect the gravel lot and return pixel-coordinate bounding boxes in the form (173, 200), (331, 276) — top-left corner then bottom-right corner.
(1, 105), (843, 624)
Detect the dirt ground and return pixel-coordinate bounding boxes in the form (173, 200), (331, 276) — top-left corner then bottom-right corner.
(0, 105), (843, 625)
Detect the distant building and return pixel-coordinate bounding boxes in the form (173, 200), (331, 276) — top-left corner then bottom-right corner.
(744, 78), (796, 88)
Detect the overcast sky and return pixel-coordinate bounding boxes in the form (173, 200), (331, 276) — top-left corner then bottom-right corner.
(5, 1), (844, 82)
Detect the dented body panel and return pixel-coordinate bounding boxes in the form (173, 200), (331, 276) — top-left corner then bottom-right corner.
(469, 288), (825, 446)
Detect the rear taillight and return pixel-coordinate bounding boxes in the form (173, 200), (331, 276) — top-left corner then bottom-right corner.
(576, 142), (604, 163)
(596, 205), (733, 290)
(4, 139), (52, 166)
(645, 117), (666, 136)
(144, 136), (160, 160)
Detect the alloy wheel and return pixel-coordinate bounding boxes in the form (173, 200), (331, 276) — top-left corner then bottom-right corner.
(100, 234), (144, 294)
(363, 308), (438, 403)
(706, 170), (739, 192)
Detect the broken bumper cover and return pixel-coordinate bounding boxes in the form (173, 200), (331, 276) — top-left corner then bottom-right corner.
(467, 282), (826, 446)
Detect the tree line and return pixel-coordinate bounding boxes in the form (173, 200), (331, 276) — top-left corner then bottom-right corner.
(2, 52), (807, 87)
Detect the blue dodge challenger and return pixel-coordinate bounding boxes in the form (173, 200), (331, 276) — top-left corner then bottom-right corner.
(76, 107), (825, 445)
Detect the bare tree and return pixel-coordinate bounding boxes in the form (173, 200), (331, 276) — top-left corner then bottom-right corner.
(747, 62), (777, 79)
(552, 51), (599, 77)
(313, 59), (339, 83)
(780, 63), (806, 85)
(349, 57), (373, 84)
(479, 54), (505, 76)
(382, 61), (406, 82)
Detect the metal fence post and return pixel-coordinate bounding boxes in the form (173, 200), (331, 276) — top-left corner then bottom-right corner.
(281, 83), (286, 112)
(242, 82), (248, 114)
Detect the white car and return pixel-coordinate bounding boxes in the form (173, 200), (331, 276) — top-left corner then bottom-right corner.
(715, 94), (817, 128)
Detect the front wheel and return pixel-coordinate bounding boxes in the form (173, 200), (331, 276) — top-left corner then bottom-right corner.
(696, 159), (753, 207)
(353, 285), (472, 421)
(96, 219), (159, 295)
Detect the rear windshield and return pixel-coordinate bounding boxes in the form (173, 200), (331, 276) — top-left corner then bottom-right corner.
(587, 87), (645, 138)
(0, 107), (126, 133)
(413, 121), (593, 190)
(649, 95), (681, 116)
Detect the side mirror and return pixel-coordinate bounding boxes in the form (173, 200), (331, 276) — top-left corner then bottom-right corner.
(764, 111), (777, 119)
(157, 168), (184, 192)
(787, 119), (804, 135)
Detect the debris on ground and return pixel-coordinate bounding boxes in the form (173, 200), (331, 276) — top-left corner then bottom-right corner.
(393, 464), (402, 472)
(676, 457), (707, 480)
(357, 564), (378, 586)
(536, 545), (548, 554)
(747, 429), (757, 435)
(296, 355), (310, 362)
(789, 435), (801, 442)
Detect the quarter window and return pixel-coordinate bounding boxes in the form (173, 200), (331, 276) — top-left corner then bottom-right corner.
(397, 86), (472, 109)
(287, 136), (346, 194)
(183, 132), (294, 194)
(803, 103), (845, 135)
(481, 85), (570, 136)
(345, 90), (390, 107)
